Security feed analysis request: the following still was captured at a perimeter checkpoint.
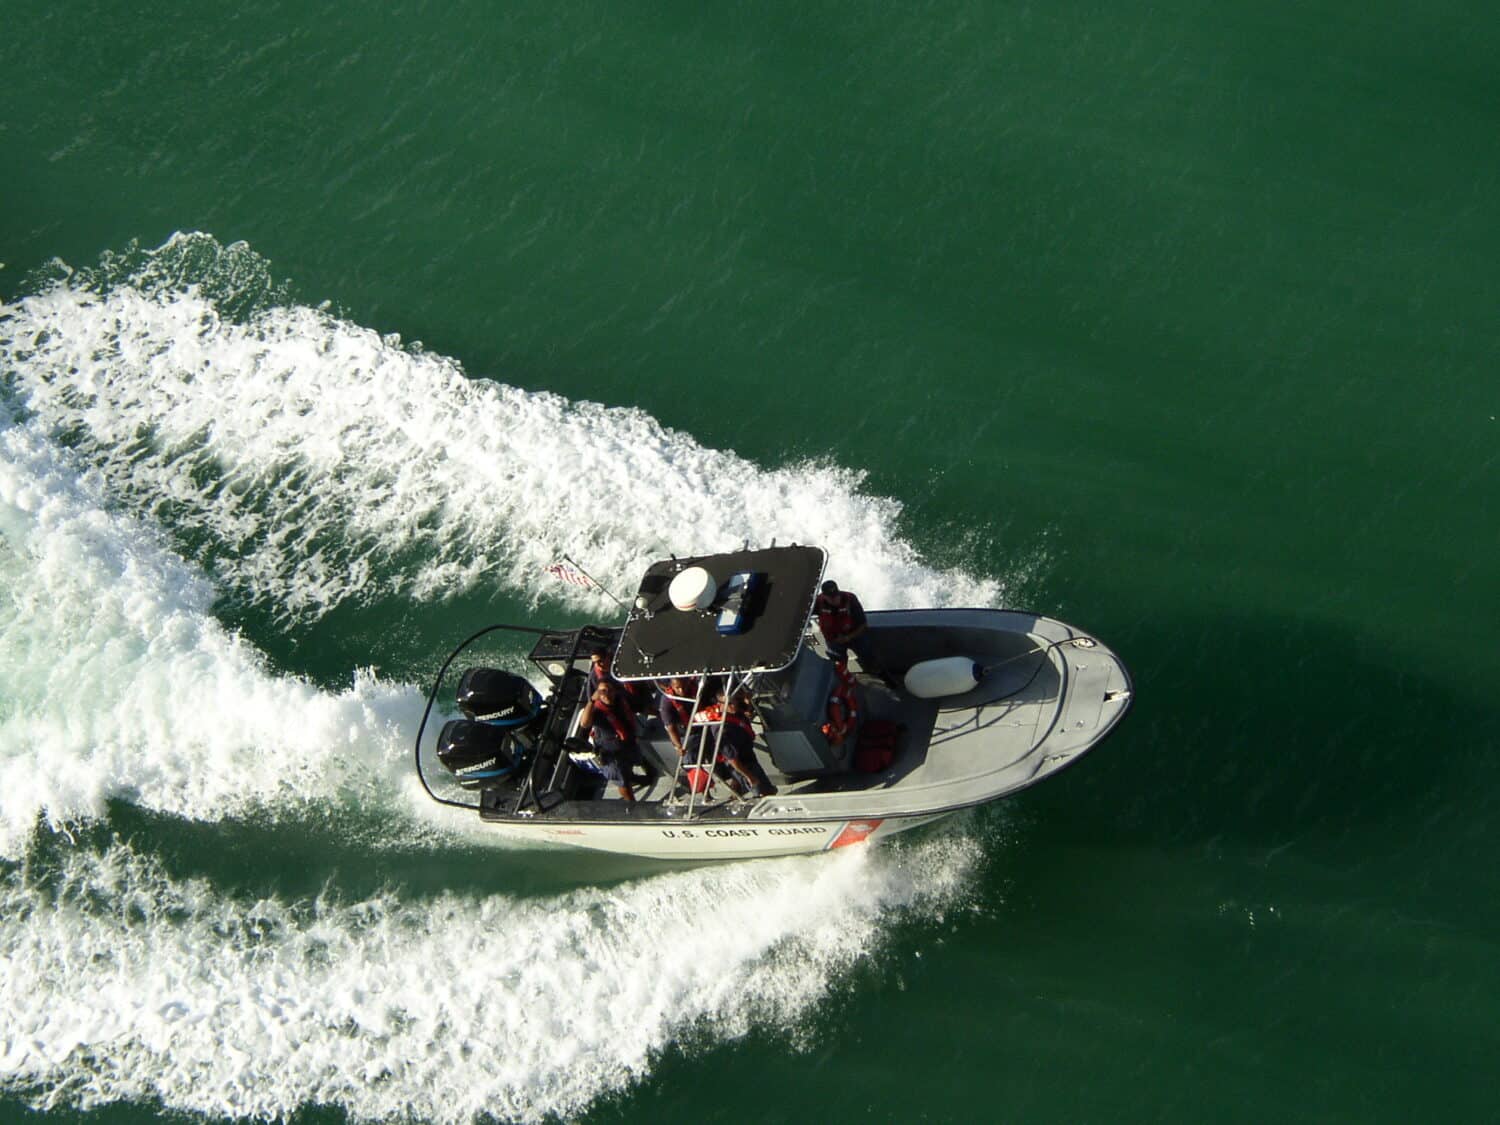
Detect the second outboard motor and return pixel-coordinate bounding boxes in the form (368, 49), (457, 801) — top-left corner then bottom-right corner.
(456, 668), (542, 727)
(436, 720), (520, 788)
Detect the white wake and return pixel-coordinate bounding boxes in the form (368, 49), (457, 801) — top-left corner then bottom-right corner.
(0, 835), (982, 1123)
(0, 234), (1017, 1121)
(0, 414), (422, 859)
(2, 233), (1019, 623)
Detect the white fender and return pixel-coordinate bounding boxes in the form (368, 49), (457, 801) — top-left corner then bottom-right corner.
(903, 655), (982, 699)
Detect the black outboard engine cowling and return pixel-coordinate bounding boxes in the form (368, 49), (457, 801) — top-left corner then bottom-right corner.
(436, 720), (521, 789)
(456, 668), (542, 726)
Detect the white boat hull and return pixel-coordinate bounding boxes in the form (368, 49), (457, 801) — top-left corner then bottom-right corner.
(417, 575), (1131, 864)
(474, 810), (953, 860)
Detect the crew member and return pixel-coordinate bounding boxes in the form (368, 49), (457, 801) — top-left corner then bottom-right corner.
(715, 692), (778, 798)
(657, 675), (699, 757)
(587, 647), (612, 693)
(815, 580), (879, 673)
(589, 647), (649, 712)
(578, 680), (647, 801)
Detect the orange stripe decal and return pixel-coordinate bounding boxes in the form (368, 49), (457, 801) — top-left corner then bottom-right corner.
(829, 819), (884, 849)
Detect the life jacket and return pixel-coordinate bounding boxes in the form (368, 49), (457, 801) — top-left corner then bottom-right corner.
(689, 703), (754, 761)
(822, 665), (859, 745)
(692, 695), (754, 734)
(661, 678), (699, 729)
(663, 693), (693, 729)
(594, 658), (651, 713)
(719, 708), (755, 749)
(816, 592), (856, 640)
(854, 719), (900, 773)
(589, 693), (634, 745)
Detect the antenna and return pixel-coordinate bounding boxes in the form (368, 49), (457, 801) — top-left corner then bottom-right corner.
(561, 553), (627, 610)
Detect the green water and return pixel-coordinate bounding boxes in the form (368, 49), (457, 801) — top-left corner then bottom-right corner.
(2, 0), (1497, 1121)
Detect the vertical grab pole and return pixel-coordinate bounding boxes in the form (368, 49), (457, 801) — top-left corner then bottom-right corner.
(668, 674), (705, 807)
(682, 674), (710, 819)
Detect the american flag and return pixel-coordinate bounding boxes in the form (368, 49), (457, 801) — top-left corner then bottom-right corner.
(543, 560), (596, 590)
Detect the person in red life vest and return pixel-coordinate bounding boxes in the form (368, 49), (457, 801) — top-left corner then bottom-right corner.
(656, 675), (699, 756)
(682, 699), (735, 794)
(821, 662), (859, 746)
(696, 693), (780, 798)
(687, 693), (778, 798)
(578, 679), (648, 801)
(814, 580), (880, 674)
(657, 675), (713, 795)
(718, 692), (778, 797)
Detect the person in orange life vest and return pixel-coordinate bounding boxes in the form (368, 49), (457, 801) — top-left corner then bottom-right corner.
(713, 691), (779, 797)
(578, 679), (647, 801)
(814, 580), (879, 673)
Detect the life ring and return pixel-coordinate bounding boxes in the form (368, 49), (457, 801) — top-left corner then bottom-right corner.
(822, 666), (859, 745)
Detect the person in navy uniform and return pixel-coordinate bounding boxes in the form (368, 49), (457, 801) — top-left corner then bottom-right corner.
(814, 580), (879, 673)
(656, 675), (698, 757)
(589, 646), (649, 712)
(718, 691), (778, 797)
(578, 679), (649, 801)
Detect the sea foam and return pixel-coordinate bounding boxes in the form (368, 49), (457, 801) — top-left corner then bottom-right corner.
(0, 415), (423, 859)
(0, 423), (992, 1121)
(2, 233), (1017, 623)
(0, 834), (982, 1123)
(0, 236), (1008, 1121)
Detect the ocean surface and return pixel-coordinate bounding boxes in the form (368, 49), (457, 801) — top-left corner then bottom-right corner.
(2, 1), (1496, 1121)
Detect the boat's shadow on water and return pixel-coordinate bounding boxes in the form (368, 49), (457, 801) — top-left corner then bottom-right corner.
(1020, 607), (1499, 873)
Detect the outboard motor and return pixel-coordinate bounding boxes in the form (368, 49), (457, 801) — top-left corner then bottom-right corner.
(436, 720), (522, 789)
(456, 667), (542, 726)
(437, 668), (546, 788)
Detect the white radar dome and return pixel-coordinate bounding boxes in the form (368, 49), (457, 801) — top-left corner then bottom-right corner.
(669, 566), (716, 611)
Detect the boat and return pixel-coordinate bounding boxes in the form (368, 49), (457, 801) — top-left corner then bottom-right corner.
(414, 545), (1131, 860)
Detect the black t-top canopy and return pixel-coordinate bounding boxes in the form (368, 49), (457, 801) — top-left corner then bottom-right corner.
(611, 545), (826, 680)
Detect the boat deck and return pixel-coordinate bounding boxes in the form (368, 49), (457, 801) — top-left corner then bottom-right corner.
(463, 607), (1129, 827)
(599, 649), (1063, 811)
